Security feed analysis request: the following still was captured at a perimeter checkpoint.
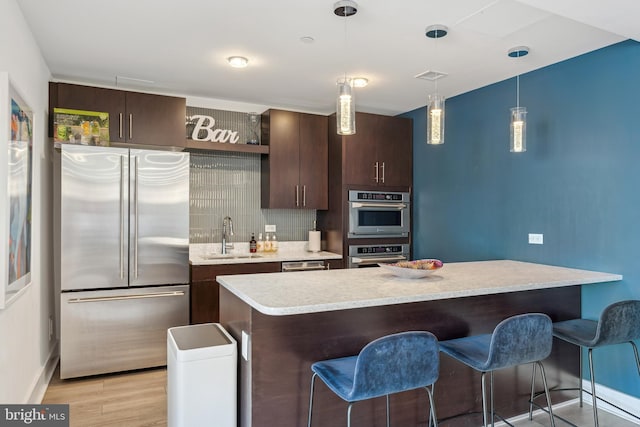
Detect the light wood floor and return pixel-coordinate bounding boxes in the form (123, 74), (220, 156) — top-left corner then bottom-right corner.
(42, 366), (638, 427)
(42, 366), (167, 427)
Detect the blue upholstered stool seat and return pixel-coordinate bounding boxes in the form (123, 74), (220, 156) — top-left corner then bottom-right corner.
(551, 300), (640, 427)
(308, 331), (440, 427)
(440, 313), (556, 427)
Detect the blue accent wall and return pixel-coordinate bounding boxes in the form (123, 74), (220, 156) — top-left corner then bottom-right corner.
(402, 40), (640, 398)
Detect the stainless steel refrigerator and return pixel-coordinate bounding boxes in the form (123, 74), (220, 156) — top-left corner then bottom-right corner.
(59, 144), (190, 379)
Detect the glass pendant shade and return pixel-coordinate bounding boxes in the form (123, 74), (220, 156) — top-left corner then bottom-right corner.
(510, 106), (527, 152)
(427, 94), (445, 145)
(337, 78), (356, 135)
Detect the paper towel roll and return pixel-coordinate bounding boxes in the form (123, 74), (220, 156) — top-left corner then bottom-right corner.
(308, 230), (321, 252)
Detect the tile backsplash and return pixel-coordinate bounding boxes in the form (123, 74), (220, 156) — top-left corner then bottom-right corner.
(189, 150), (316, 244)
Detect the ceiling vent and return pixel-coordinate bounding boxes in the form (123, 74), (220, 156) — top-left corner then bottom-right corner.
(414, 70), (448, 81)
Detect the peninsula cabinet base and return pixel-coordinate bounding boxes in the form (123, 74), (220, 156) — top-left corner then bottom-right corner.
(220, 286), (581, 427)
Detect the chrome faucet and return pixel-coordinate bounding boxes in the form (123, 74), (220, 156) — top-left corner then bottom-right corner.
(222, 216), (234, 254)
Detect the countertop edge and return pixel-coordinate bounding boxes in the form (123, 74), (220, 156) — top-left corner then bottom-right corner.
(218, 262), (623, 316)
(190, 251), (342, 266)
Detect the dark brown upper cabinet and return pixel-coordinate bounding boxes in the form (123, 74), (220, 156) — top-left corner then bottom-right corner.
(336, 112), (413, 188)
(50, 82), (186, 147)
(261, 109), (328, 209)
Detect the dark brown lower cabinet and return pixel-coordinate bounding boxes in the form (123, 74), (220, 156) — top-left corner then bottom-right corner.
(190, 262), (281, 324)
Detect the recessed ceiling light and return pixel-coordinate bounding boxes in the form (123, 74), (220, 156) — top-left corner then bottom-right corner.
(352, 77), (369, 88)
(227, 56), (249, 68)
(300, 36), (315, 44)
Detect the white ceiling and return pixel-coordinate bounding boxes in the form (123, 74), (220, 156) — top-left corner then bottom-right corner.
(16, 0), (635, 115)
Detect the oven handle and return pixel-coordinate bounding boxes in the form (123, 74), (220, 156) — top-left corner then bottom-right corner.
(351, 202), (407, 209)
(352, 255), (407, 265)
(282, 265), (327, 272)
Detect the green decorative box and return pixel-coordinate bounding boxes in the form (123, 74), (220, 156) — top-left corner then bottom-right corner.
(54, 108), (109, 146)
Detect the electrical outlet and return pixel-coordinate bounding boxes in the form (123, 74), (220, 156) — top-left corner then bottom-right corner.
(265, 224), (276, 233)
(528, 233), (544, 245)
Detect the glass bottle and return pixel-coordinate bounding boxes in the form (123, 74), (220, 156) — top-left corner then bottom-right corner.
(250, 234), (257, 253)
(271, 234), (278, 253)
(256, 233), (264, 253)
(264, 233), (271, 252)
(247, 112), (260, 145)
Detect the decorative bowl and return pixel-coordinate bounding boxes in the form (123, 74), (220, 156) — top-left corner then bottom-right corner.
(378, 259), (443, 279)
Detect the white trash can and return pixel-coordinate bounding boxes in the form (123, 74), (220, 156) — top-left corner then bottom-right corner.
(167, 323), (237, 427)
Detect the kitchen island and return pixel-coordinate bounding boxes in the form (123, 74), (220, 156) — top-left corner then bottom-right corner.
(218, 260), (621, 427)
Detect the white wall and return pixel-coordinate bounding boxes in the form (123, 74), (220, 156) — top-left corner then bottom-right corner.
(0, 0), (55, 403)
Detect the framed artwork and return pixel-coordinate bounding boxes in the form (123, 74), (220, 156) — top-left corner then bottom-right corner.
(0, 73), (33, 308)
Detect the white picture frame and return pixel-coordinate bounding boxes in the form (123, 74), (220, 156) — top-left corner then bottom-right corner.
(0, 72), (33, 309)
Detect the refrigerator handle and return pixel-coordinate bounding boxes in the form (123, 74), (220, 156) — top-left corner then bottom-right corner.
(66, 290), (186, 303)
(134, 155), (139, 279)
(119, 156), (125, 280)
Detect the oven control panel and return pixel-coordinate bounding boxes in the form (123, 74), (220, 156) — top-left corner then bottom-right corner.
(348, 244), (410, 257)
(349, 190), (410, 203)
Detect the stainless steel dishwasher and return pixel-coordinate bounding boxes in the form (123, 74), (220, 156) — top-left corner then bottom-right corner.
(281, 260), (328, 272)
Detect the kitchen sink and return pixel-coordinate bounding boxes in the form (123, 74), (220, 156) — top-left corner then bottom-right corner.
(202, 254), (263, 260)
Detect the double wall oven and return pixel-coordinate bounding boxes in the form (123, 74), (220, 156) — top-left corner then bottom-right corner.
(346, 190), (411, 268)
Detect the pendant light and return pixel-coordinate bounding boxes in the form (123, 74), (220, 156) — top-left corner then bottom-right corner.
(334, 0), (358, 135)
(425, 25), (448, 145)
(508, 46), (529, 153)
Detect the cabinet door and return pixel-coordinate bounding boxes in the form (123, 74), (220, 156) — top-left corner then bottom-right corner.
(376, 116), (413, 187)
(262, 110), (301, 209)
(342, 113), (381, 186)
(55, 83), (126, 143)
(299, 113), (328, 209)
(125, 92), (186, 147)
(190, 263), (281, 324)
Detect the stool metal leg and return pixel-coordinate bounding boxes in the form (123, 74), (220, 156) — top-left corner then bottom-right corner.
(537, 361), (556, 427)
(579, 346), (584, 408)
(630, 341), (640, 376)
(490, 371), (495, 427)
(347, 402), (354, 427)
(481, 372), (489, 427)
(529, 361), (537, 420)
(386, 394), (390, 427)
(588, 348), (599, 427)
(425, 384), (438, 427)
(307, 373), (317, 427)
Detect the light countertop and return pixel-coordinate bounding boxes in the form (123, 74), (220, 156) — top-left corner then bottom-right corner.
(189, 241), (342, 266)
(217, 260), (622, 316)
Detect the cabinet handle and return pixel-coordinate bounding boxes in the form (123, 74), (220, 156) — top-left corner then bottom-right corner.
(381, 162), (385, 183)
(303, 185), (306, 207)
(119, 113), (123, 139)
(374, 162), (379, 183)
(295, 185), (299, 207)
(129, 113), (133, 139)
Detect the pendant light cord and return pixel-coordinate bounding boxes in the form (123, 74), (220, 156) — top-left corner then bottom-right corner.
(343, 6), (348, 82)
(434, 33), (439, 96)
(516, 74), (520, 108)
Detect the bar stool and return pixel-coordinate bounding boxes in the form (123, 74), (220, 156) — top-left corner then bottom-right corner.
(439, 313), (556, 427)
(552, 299), (640, 427)
(307, 331), (439, 427)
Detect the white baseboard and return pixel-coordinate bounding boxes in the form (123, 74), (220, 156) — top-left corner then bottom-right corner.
(27, 341), (59, 404)
(580, 379), (640, 425)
